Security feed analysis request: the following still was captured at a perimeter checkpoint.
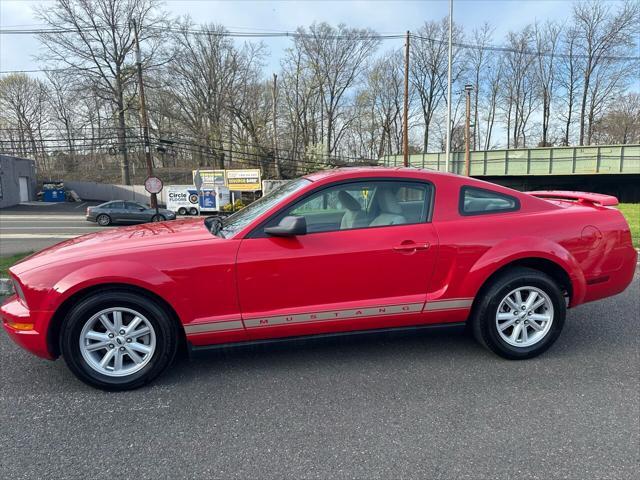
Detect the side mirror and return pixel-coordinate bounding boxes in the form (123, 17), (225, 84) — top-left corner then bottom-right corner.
(264, 215), (307, 237)
(138, 207), (145, 211)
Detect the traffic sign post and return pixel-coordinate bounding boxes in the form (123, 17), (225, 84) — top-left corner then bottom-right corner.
(144, 176), (163, 218)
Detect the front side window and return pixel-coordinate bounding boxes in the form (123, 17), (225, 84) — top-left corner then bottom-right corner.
(125, 202), (146, 210)
(460, 186), (519, 215)
(266, 180), (432, 234)
(217, 178), (311, 237)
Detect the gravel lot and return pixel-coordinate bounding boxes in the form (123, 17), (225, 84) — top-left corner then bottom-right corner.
(0, 271), (637, 479)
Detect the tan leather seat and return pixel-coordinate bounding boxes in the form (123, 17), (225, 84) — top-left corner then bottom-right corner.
(370, 189), (407, 226)
(338, 191), (368, 229)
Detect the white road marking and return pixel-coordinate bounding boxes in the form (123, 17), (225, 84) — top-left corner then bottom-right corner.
(0, 233), (81, 239)
(1, 226), (100, 230)
(0, 215), (88, 220)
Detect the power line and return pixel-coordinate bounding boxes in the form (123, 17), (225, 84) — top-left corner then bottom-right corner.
(1, 25), (637, 62)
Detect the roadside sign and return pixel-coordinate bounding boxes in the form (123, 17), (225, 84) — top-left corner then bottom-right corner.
(225, 169), (262, 191)
(144, 176), (163, 194)
(193, 169), (225, 187)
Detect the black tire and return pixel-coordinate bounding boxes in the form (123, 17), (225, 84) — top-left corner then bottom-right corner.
(151, 214), (165, 222)
(178, 207), (187, 216)
(59, 290), (179, 390)
(471, 267), (566, 360)
(189, 207), (198, 216)
(96, 214), (111, 226)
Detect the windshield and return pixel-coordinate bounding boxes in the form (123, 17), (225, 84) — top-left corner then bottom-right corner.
(213, 178), (311, 237)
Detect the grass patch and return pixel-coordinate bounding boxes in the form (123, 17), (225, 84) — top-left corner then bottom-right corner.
(618, 203), (639, 248)
(0, 252), (33, 278)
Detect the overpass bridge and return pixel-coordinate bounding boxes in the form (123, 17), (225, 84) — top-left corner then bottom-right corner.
(381, 144), (640, 202)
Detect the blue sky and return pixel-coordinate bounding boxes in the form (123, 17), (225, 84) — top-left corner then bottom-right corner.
(1, 0), (577, 74)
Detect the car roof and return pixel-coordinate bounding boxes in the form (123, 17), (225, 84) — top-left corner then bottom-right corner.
(303, 166), (460, 182)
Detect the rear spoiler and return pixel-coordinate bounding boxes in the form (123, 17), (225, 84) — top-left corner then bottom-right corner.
(527, 190), (619, 207)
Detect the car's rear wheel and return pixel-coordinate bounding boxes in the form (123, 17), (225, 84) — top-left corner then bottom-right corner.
(178, 207), (187, 216)
(60, 290), (179, 390)
(96, 214), (111, 226)
(189, 207), (198, 216)
(471, 267), (565, 359)
(151, 214), (165, 222)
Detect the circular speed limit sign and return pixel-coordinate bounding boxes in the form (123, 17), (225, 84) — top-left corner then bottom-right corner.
(144, 176), (163, 194)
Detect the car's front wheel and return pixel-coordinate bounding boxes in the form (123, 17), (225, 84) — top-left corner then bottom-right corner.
(151, 214), (165, 222)
(60, 290), (179, 390)
(96, 214), (111, 226)
(471, 267), (566, 359)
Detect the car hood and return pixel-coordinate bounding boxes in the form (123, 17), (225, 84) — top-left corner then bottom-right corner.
(11, 218), (216, 275)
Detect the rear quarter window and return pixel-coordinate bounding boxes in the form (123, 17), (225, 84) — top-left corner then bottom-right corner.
(459, 186), (520, 216)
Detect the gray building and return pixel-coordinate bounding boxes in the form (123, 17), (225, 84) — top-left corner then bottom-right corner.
(0, 155), (37, 208)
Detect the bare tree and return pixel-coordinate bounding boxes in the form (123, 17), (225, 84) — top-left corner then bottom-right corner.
(0, 74), (50, 172)
(467, 22), (494, 150)
(294, 23), (380, 156)
(591, 92), (640, 144)
(35, 0), (168, 184)
(534, 21), (561, 146)
(573, 0), (639, 145)
(501, 27), (537, 148)
(411, 18), (465, 152)
(556, 26), (582, 146)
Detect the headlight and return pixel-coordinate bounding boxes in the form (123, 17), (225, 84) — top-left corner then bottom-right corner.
(12, 279), (27, 305)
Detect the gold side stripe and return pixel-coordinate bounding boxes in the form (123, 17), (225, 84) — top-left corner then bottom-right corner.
(244, 303), (424, 328)
(184, 320), (244, 335)
(184, 299), (474, 335)
(424, 298), (474, 311)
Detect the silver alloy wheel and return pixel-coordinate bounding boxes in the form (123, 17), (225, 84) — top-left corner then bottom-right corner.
(495, 286), (554, 348)
(79, 307), (156, 377)
(97, 214), (110, 226)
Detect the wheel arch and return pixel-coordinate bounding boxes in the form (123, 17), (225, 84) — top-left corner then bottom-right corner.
(470, 257), (573, 315)
(47, 283), (186, 358)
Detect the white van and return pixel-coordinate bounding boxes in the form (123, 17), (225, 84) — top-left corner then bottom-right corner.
(166, 185), (231, 215)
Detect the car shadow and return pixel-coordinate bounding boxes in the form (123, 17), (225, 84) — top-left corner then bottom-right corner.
(159, 326), (484, 386)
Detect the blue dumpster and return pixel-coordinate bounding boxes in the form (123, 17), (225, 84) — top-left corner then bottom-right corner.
(43, 188), (66, 202)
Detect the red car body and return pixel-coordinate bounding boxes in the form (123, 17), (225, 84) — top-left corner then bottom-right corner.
(2, 168), (636, 360)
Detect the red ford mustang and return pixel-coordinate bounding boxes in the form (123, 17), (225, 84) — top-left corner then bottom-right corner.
(2, 168), (636, 390)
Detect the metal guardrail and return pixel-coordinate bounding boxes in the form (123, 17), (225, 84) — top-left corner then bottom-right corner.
(381, 144), (640, 175)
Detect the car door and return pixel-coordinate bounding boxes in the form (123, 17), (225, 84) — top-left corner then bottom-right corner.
(107, 201), (128, 223)
(123, 202), (150, 223)
(235, 178), (439, 340)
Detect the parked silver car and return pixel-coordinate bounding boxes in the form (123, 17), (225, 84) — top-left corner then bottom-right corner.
(86, 201), (176, 226)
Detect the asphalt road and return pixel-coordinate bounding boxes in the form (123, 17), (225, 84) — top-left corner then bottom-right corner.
(1, 271), (638, 479)
(0, 202), (106, 256)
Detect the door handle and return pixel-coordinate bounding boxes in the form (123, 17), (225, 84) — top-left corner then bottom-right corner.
(393, 242), (430, 253)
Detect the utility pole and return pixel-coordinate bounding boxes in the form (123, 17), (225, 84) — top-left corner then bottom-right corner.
(445, 0), (453, 173)
(272, 73), (281, 179)
(403, 31), (410, 167)
(464, 84), (473, 177)
(132, 19), (157, 208)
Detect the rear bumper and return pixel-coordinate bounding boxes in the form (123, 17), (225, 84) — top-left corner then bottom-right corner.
(1, 296), (55, 360)
(582, 246), (637, 305)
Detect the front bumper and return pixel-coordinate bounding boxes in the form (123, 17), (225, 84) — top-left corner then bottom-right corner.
(1, 296), (55, 360)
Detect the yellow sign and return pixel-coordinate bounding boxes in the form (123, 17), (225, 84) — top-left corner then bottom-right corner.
(193, 169), (225, 186)
(225, 169), (262, 191)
